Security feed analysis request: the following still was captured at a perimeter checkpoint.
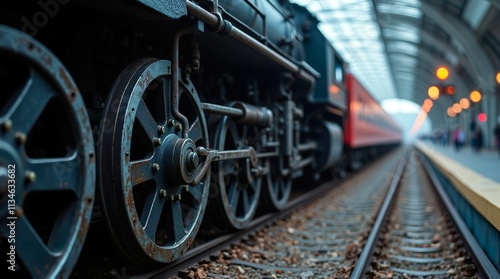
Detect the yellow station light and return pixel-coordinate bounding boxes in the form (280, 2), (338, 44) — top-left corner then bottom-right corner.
(436, 66), (449, 80)
(470, 90), (482, 103)
(428, 86), (440, 100)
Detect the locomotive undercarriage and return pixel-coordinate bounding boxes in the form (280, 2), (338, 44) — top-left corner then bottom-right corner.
(0, 1), (343, 277)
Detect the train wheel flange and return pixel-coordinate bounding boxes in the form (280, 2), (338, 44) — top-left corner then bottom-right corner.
(98, 58), (209, 265)
(211, 116), (262, 230)
(0, 25), (95, 278)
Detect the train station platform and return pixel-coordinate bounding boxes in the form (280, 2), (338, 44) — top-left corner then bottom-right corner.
(414, 141), (500, 271)
(415, 141), (500, 183)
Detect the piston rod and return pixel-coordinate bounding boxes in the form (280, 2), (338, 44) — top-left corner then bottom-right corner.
(202, 102), (273, 127)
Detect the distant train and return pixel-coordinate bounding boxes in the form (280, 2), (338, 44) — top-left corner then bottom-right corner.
(0, 0), (402, 277)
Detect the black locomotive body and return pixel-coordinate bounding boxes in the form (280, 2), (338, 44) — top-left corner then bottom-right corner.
(0, 1), (401, 277)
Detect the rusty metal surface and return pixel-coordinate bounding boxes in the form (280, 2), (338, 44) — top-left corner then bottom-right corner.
(0, 25), (95, 279)
(97, 58), (210, 265)
(209, 116), (263, 230)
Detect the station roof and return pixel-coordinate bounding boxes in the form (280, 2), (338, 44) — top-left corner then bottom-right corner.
(291, 0), (500, 126)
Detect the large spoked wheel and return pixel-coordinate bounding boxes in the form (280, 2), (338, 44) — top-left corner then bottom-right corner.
(211, 116), (262, 230)
(0, 25), (95, 278)
(261, 156), (292, 211)
(98, 58), (210, 265)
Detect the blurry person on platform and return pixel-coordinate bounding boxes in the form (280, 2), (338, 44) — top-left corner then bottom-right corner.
(453, 125), (465, 152)
(494, 122), (500, 157)
(473, 125), (483, 153)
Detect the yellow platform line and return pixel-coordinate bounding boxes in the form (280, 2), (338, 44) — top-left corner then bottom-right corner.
(415, 141), (500, 232)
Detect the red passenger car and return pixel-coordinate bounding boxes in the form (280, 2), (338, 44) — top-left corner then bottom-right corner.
(344, 73), (403, 167)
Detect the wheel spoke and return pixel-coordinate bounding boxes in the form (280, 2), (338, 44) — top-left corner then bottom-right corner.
(17, 216), (56, 277)
(228, 123), (241, 146)
(242, 190), (250, 213)
(6, 68), (54, 133)
(227, 184), (239, 212)
(188, 117), (203, 143)
(47, 202), (78, 251)
(278, 179), (285, 198)
(187, 184), (204, 204)
(130, 159), (154, 186)
(140, 191), (164, 239)
(241, 126), (248, 145)
(222, 163), (238, 176)
(25, 154), (80, 195)
(166, 202), (185, 243)
(136, 99), (157, 139)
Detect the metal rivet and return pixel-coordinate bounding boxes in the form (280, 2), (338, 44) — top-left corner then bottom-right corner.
(2, 119), (13, 131)
(168, 119), (176, 127)
(25, 171), (36, 183)
(170, 194), (175, 201)
(176, 194), (182, 201)
(154, 137), (162, 146)
(152, 163), (160, 172)
(15, 132), (27, 144)
(159, 189), (167, 198)
(158, 125), (166, 134)
(176, 123), (182, 131)
(183, 185), (189, 192)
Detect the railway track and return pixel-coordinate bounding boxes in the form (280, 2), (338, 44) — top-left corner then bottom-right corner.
(71, 147), (499, 278)
(355, 150), (500, 279)
(146, 147), (404, 278)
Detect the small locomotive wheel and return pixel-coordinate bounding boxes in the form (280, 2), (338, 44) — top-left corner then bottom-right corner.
(211, 116), (262, 230)
(262, 156), (292, 211)
(0, 25), (95, 278)
(98, 58), (210, 265)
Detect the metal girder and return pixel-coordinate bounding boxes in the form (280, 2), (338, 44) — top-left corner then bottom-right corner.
(384, 28), (477, 97)
(421, 0), (496, 94)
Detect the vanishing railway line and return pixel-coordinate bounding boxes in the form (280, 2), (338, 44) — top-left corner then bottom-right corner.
(100, 148), (498, 279)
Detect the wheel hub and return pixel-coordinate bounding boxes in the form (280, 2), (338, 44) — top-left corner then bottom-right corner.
(163, 135), (200, 185)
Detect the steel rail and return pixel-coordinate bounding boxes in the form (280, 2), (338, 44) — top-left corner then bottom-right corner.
(133, 149), (403, 279)
(138, 178), (339, 279)
(350, 147), (410, 279)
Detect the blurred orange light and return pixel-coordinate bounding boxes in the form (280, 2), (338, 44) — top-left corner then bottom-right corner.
(329, 84), (340, 94)
(452, 103), (462, 114)
(477, 113), (487, 123)
(428, 86), (440, 100)
(424, 99), (433, 108)
(470, 90), (482, 102)
(459, 98), (470, 109)
(422, 104), (431, 113)
(496, 72), (500, 84)
(447, 107), (456, 117)
(436, 66), (449, 80)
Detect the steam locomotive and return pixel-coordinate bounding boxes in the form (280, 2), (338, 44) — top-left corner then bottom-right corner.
(0, 0), (402, 277)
